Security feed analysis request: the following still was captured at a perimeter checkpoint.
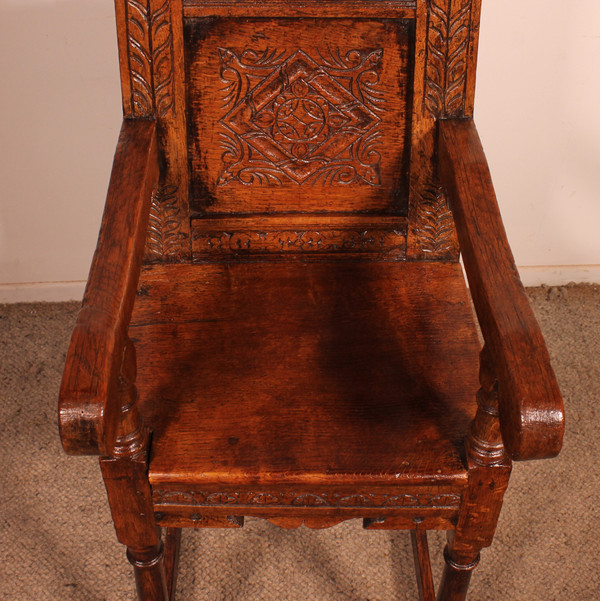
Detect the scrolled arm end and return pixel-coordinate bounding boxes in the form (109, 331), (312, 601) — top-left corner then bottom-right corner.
(497, 358), (565, 461)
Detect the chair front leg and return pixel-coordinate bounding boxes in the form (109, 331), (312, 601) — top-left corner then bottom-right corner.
(100, 338), (170, 601)
(437, 346), (512, 601)
(437, 533), (481, 601)
(127, 541), (170, 601)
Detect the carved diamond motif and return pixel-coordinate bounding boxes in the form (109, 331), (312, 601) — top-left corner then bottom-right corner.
(217, 48), (385, 186)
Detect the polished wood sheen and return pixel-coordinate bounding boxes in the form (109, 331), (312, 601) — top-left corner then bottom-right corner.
(185, 18), (412, 214)
(130, 262), (478, 490)
(59, 1), (565, 600)
(59, 119), (158, 455)
(438, 119), (565, 460)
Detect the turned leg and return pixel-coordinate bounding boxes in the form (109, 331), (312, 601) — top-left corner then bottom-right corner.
(437, 346), (512, 601)
(437, 534), (480, 601)
(100, 338), (171, 601)
(128, 541), (169, 600)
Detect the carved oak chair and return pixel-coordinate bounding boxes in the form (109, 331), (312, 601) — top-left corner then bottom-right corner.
(59, 1), (565, 600)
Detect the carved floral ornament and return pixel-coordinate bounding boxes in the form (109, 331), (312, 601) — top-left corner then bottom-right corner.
(216, 47), (386, 187)
(194, 228), (406, 256)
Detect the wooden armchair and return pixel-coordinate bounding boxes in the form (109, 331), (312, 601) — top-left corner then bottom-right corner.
(59, 2), (565, 600)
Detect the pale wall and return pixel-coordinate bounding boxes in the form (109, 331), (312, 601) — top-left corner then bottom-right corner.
(475, 0), (600, 284)
(1, 0), (599, 301)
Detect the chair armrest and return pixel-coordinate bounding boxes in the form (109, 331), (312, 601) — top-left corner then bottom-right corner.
(438, 118), (564, 461)
(59, 119), (158, 455)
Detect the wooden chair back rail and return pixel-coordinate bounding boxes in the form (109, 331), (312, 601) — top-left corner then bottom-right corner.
(59, 120), (159, 456)
(438, 118), (565, 461)
(182, 0), (417, 18)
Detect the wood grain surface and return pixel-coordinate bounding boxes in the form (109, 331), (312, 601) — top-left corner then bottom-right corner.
(59, 120), (158, 455)
(183, 0), (417, 18)
(438, 119), (564, 461)
(129, 261), (480, 491)
(185, 18), (412, 215)
(58, 2), (565, 600)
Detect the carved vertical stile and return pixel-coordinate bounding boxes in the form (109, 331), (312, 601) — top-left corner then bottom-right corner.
(121, 0), (175, 119)
(116, 0), (191, 262)
(125, 0), (154, 117)
(408, 0), (479, 260)
(424, 0), (473, 119)
(151, 1), (176, 119)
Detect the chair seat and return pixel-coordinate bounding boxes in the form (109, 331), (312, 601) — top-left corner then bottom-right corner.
(130, 261), (480, 515)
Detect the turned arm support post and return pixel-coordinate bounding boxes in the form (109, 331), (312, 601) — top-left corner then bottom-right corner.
(59, 119), (159, 456)
(438, 118), (564, 461)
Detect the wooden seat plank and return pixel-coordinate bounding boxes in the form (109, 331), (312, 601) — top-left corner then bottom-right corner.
(129, 262), (479, 490)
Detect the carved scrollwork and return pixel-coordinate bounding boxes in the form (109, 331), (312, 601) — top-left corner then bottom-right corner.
(425, 0), (473, 118)
(193, 228), (406, 258)
(125, 0), (175, 118)
(216, 47), (385, 186)
(152, 490), (462, 509)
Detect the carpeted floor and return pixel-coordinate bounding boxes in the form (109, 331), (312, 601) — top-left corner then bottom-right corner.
(0, 284), (598, 601)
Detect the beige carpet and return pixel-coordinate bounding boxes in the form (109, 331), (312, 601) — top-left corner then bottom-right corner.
(1, 284), (598, 601)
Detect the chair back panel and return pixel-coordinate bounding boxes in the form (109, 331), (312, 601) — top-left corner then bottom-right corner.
(114, 0), (482, 263)
(185, 17), (412, 216)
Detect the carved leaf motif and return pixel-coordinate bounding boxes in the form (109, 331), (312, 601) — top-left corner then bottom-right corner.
(205, 492), (239, 504)
(385, 494), (420, 506)
(425, 0), (472, 118)
(430, 493), (463, 506)
(248, 493), (282, 505)
(416, 183), (456, 255)
(126, 0), (175, 118)
(291, 494), (329, 506)
(339, 494), (376, 506)
(127, 0), (153, 117)
(151, 0), (175, 118)
(146, 185), (185, 260)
